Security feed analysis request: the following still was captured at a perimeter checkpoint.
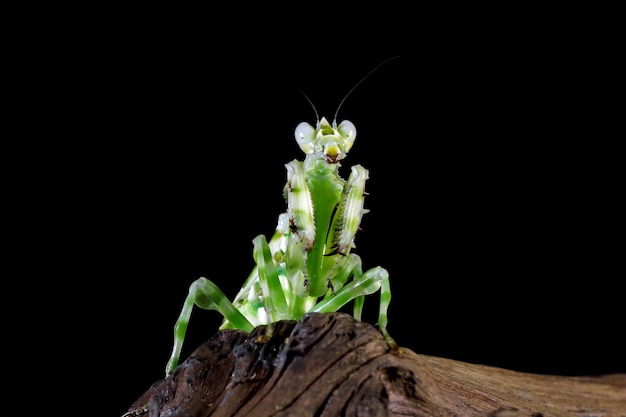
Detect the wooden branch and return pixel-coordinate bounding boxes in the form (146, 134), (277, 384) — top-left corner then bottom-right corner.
(124, 312), (626, 417)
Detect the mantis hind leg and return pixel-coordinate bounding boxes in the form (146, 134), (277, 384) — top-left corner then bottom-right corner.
(310, 260), (397, 350)
(166, 277), (254, 375)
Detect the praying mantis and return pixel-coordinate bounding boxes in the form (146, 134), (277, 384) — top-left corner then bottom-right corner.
(166, 60), (398, 376)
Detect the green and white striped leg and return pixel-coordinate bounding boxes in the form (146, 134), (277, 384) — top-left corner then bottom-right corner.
(166, 277), (254, 375)
(311, 264), (397, 350)
(252, 234), (289, 337)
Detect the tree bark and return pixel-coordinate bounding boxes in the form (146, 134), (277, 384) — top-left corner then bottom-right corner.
(124, 312), (625, 417)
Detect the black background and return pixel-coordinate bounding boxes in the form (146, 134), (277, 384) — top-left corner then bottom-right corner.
(2, 3), (624, 417)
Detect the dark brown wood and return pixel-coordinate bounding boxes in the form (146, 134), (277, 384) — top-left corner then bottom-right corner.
(124, 312), (626, 417)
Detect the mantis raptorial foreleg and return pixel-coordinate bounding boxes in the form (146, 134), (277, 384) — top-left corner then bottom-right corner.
(166, 59), (400, 376)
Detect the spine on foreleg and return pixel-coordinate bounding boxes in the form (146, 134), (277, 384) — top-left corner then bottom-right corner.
(330, 165), (369, 254)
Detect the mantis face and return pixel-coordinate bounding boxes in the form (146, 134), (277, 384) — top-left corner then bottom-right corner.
(294, 117), (357, 164)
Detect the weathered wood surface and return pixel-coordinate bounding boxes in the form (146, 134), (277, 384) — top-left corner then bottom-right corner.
(125, 312), (626, 417)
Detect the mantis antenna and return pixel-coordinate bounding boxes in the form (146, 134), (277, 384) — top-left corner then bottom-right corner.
(298, 88), (320, 124)
(332, 55), (400, 125)
(298, 56), (400, 126)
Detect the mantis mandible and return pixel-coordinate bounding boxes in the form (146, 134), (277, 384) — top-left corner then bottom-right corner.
(166, 59), (398, 376)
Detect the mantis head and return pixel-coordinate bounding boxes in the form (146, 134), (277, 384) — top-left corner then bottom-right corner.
(294, 117), (357, 164)
(293, 57), (398, 165)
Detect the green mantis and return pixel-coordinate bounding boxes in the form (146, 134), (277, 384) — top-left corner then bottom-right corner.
(166, 63), (398, 376)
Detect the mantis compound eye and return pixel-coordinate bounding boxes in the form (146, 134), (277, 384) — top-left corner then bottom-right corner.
(337, 120), (357, 153)
(295, 121), (316, 154)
